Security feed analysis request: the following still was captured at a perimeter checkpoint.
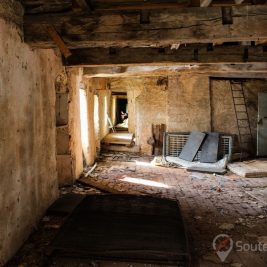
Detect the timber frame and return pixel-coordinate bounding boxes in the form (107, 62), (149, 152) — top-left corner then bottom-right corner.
(24, 6), (267, 49)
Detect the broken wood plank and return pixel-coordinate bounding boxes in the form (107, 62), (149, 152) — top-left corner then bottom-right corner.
(179, 132), (206, 162)
(24, 6), (267, 48)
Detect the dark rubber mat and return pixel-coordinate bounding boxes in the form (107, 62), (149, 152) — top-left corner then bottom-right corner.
(50, 194), (189, 265)
(47, 193), (85, 216)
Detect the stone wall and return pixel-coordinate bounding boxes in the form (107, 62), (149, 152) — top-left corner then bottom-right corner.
(109, 75), (267, 155)
(0, 18), (63, 264)
(109, 77), (167, 154)
(168, 74), (211, 132)
(211, 78), (267, 153)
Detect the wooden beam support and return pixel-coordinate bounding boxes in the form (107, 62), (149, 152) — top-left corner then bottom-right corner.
(83, 63), (267, 78)
(63, 46), (267, 66)
(235, 0), (245, 4)
(72, 0), (93, 11)
(24, 6), (267, 48)
(46, 25), (72, 58)
(22, 0), (266, 14)
(95, 2), (190, 11)
(200, 0), (213, 7)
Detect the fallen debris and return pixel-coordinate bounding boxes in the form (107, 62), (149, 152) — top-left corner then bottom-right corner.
(166, 155), (228, 174)
(179, 131), (206, 161)
(244, 188), (267, 206)
(219, 223), (235, 231)
(230, 263), (243, 267)
(258, 236), (267, 244)
(84, 163), (97, 177)
(228, 160), (267, 178)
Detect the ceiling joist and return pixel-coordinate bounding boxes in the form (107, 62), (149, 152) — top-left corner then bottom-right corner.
(24, 6), (267, 49)
(83, 63), (267, 78)
(64, 46), (267, 67)
(21, 0), (267, 14)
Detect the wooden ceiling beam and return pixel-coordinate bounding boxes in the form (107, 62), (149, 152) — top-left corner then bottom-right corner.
(21, 0), (267, 14)
(24, 5), (267, 48)
(83, 63), (267, 78)
(95, 2), (190, 11)
(63, 46), (267, 66)
(72, 0), (94, 11)
(200, 0), (213, 7)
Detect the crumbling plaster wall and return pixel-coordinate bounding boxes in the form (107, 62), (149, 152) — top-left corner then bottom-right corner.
(109, 77), (167, 154)
(0, 17), (62, 264)
(168, 74), (211, 132)
(135, 78), (168, 154)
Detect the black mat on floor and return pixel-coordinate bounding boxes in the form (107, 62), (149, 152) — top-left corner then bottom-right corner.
(47, 193), (85, 216)
(50, 194), (189, 265)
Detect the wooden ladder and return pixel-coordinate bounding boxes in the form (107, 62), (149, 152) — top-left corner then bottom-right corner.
(230, 80), (253, 154)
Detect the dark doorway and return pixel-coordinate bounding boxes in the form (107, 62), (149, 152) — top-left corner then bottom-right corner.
(116, 98), (128, 124)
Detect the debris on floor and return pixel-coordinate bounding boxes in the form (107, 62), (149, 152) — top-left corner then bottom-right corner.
(6, 153), (267, 267)
(179, 131), (206, 161)
(102, 132), (135, 146)
(166, 155), (228, 174)
(228, 159), (267, 178)
(219, 223), (235, 231)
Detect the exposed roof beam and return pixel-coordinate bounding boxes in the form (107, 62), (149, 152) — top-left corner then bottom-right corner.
(83, 63), (267, 78)
(72, 0), (94, 11)
(64, 46), (267, 66)
(235, 0), (245, 4)
(21, 0), (267, 14)
(24, 6), (267, 48)
(95, 2), (190, 11)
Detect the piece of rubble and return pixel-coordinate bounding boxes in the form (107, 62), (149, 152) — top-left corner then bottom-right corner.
(42, 216), (50, 222)
(258, 236), (267, 244)
(219, 223), (235, 230)
(231, 263), (243, 267)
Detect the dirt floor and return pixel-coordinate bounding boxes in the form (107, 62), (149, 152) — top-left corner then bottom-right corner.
(6, 153), (267, 267)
